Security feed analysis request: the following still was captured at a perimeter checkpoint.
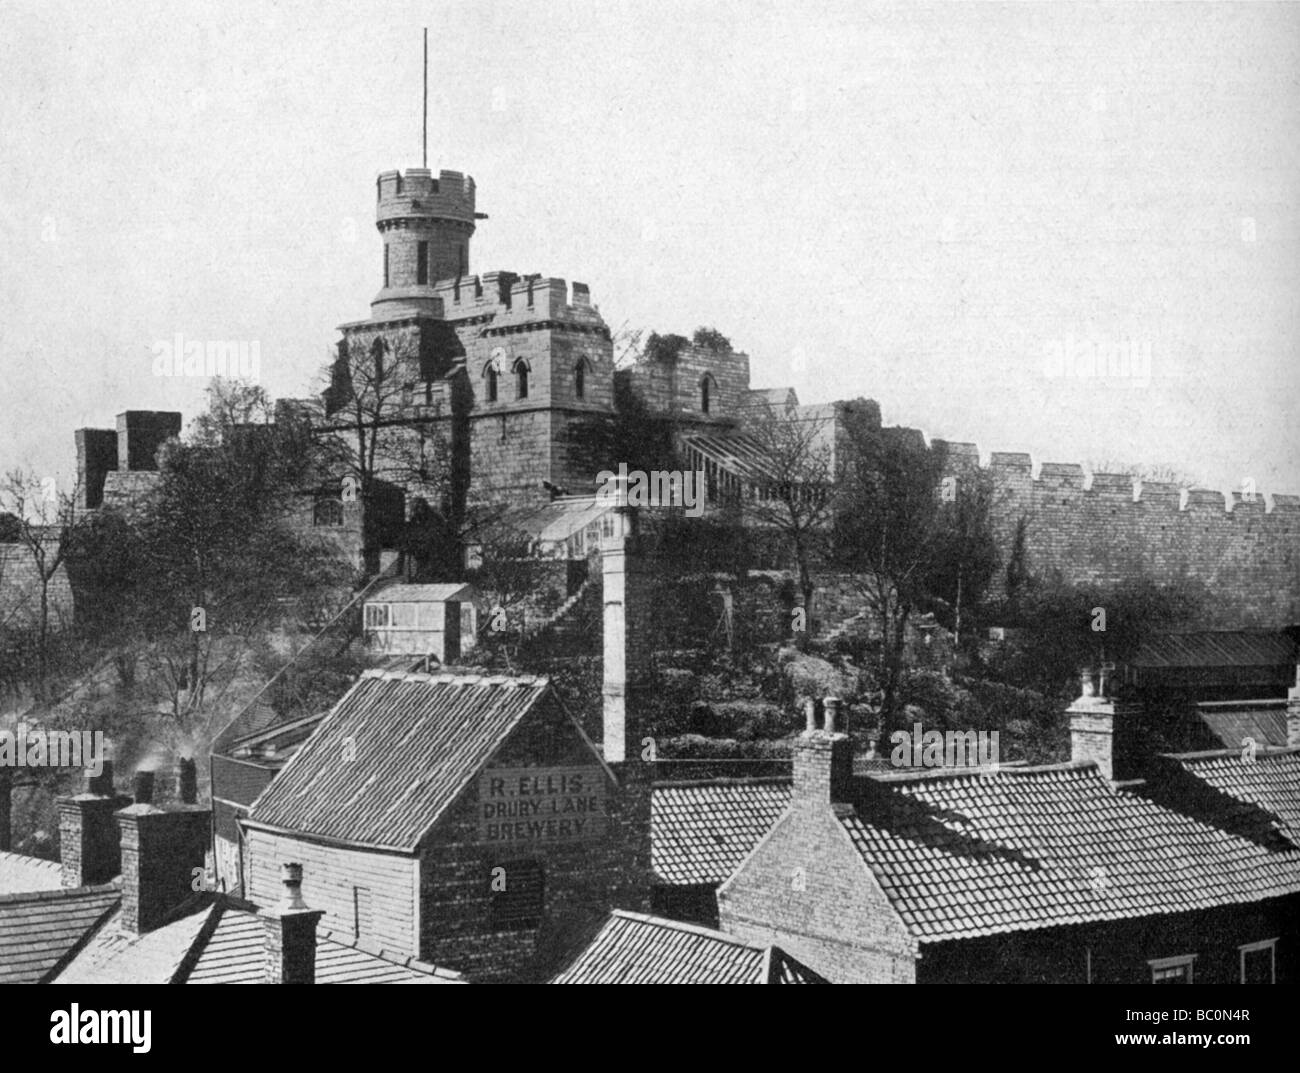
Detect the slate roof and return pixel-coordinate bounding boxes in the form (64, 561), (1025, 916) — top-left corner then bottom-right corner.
(837, 762), (1300, 944)
(551, 910), (826, 984)
(247, 671), (561, 850)
(54, 898), (466, 984)
(0, 884), (120, 983)
(1129, 631), (1295, 669)
(0, 850), (63, 895)
(1196, 701), (1288, 750)
(651, 778), (792, 886)
(1172, 749), (1300, 845)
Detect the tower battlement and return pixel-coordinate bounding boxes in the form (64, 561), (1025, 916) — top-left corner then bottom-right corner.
(376, 168), (478, 226)
(427, 273), (606, 330)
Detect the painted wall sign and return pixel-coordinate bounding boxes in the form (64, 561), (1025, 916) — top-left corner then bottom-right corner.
(478, 766), (607, 843)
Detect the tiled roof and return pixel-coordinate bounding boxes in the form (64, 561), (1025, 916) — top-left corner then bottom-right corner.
(651, 779), (792, 886)
(54, 901), (213, 984)
(1196, 702), (1287, 750)
(1173, 749), (1300, 845)
(0, 884), (120, 983)
(248, 671), (558, 850)
(54, 898), (466, 984)
(1129, 631), (1295, 669)
(838, 762), (1300, 944)
(551, 910), (826, 984)
(185, 910), (464, 984)
(0, 850), (63, 895)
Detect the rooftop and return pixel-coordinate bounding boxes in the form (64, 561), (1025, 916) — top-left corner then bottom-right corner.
(651, 778), (792, 886)
(551, 910), (825, 984)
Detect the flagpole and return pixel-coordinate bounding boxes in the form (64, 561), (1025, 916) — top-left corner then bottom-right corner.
(422, 27), (428, 169)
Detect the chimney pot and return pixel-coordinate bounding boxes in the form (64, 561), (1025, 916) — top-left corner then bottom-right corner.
(280, 862), (308, 910)
(824, 696), (842, 733)
(804, 697), (818, 731)
(262, 862), (324, 984)
(132, 770), (154, 804)
(86, 760), (114, 797)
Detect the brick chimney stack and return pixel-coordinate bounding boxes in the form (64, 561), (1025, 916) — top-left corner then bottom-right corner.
(57, 762), (127, 888)
(600, 506), (651, 764)
(116, 777), (210, 934)
(793, 696), (854, 808)
(1068, 668), (1143, 781)
(261, 863), (325, 984)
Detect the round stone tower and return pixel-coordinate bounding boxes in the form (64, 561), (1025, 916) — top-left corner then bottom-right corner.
(371, 167), (485, 317)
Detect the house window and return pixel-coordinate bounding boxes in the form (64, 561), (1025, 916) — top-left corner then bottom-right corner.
(488, 860), (544, 930)
(701, 374), (717, 414)
(314, 497), (344, 527)
(515, 360), (529, 400)
(486, 366), (499, 403)
(417, 241), (429, 284)
(574, 360), (586, 399)
(1148, 954), (1196, 984)
(1240, 939), (1276, 984)
(364, 604), (389, 629)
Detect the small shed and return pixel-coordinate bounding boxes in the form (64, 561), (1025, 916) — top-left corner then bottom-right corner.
(363, 583), (478, 663)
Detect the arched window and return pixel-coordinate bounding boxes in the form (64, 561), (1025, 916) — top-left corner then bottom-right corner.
(701, 373), (718, 414)
(574, 360), (587, 399)
(515, 359), (530, 400)
(485, 365), (499, 403)
(371, 338), (387, 383)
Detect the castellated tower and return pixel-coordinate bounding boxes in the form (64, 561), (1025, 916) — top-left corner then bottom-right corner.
(329, 164), (617, 516)
(372, 168), (483, 318)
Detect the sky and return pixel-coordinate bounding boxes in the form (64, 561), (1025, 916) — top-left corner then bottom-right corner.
(1, 0), (1298, 498)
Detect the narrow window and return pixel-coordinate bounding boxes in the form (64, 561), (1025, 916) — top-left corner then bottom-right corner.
(1240, 940), (1276, 984)
(515, 361), (529, 400)
(417, 241), (429, 285)
(486, 366), (499, 403)
(701, 374), (717, 414)
(383, 244), (389, 288)
(488, 860), (544, 931)
(458, 244), (467, 276)
(574, 361), (586, 399)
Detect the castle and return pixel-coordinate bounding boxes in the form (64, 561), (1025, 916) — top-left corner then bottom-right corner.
(42, 159), (1300, 633)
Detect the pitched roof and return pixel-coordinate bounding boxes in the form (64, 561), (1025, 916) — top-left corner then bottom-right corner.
(651, 779), (792, 886)
(184, 909), (464, 984)
(0, 884), (120, 983)
(1196, 701), (1288, 750)
(838, 762), (1300, 944)
(54, 898), (466, 984)
(1129, 631), (1296, 669)
(367, 583), (475, 604)
(0, 850), (63, 895)
(247, 671), (561, 850)
(1172, 749), (1300, 845)
(551, 910), (826, 984)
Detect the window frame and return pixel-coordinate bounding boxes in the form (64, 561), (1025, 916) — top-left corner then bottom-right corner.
(1148, 954), (1197, 985)
(514, 359), (530, 400)
(1239, 939), (1277, 984)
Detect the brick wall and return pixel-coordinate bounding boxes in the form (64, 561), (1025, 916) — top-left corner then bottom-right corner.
(413, 695), (651, 982)
(718, 804), (918, 983)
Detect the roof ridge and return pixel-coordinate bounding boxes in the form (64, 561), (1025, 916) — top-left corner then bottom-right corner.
(0, 880), (121, 905)
(610, 909), (765, 951)
(360, 668), (550, 687)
